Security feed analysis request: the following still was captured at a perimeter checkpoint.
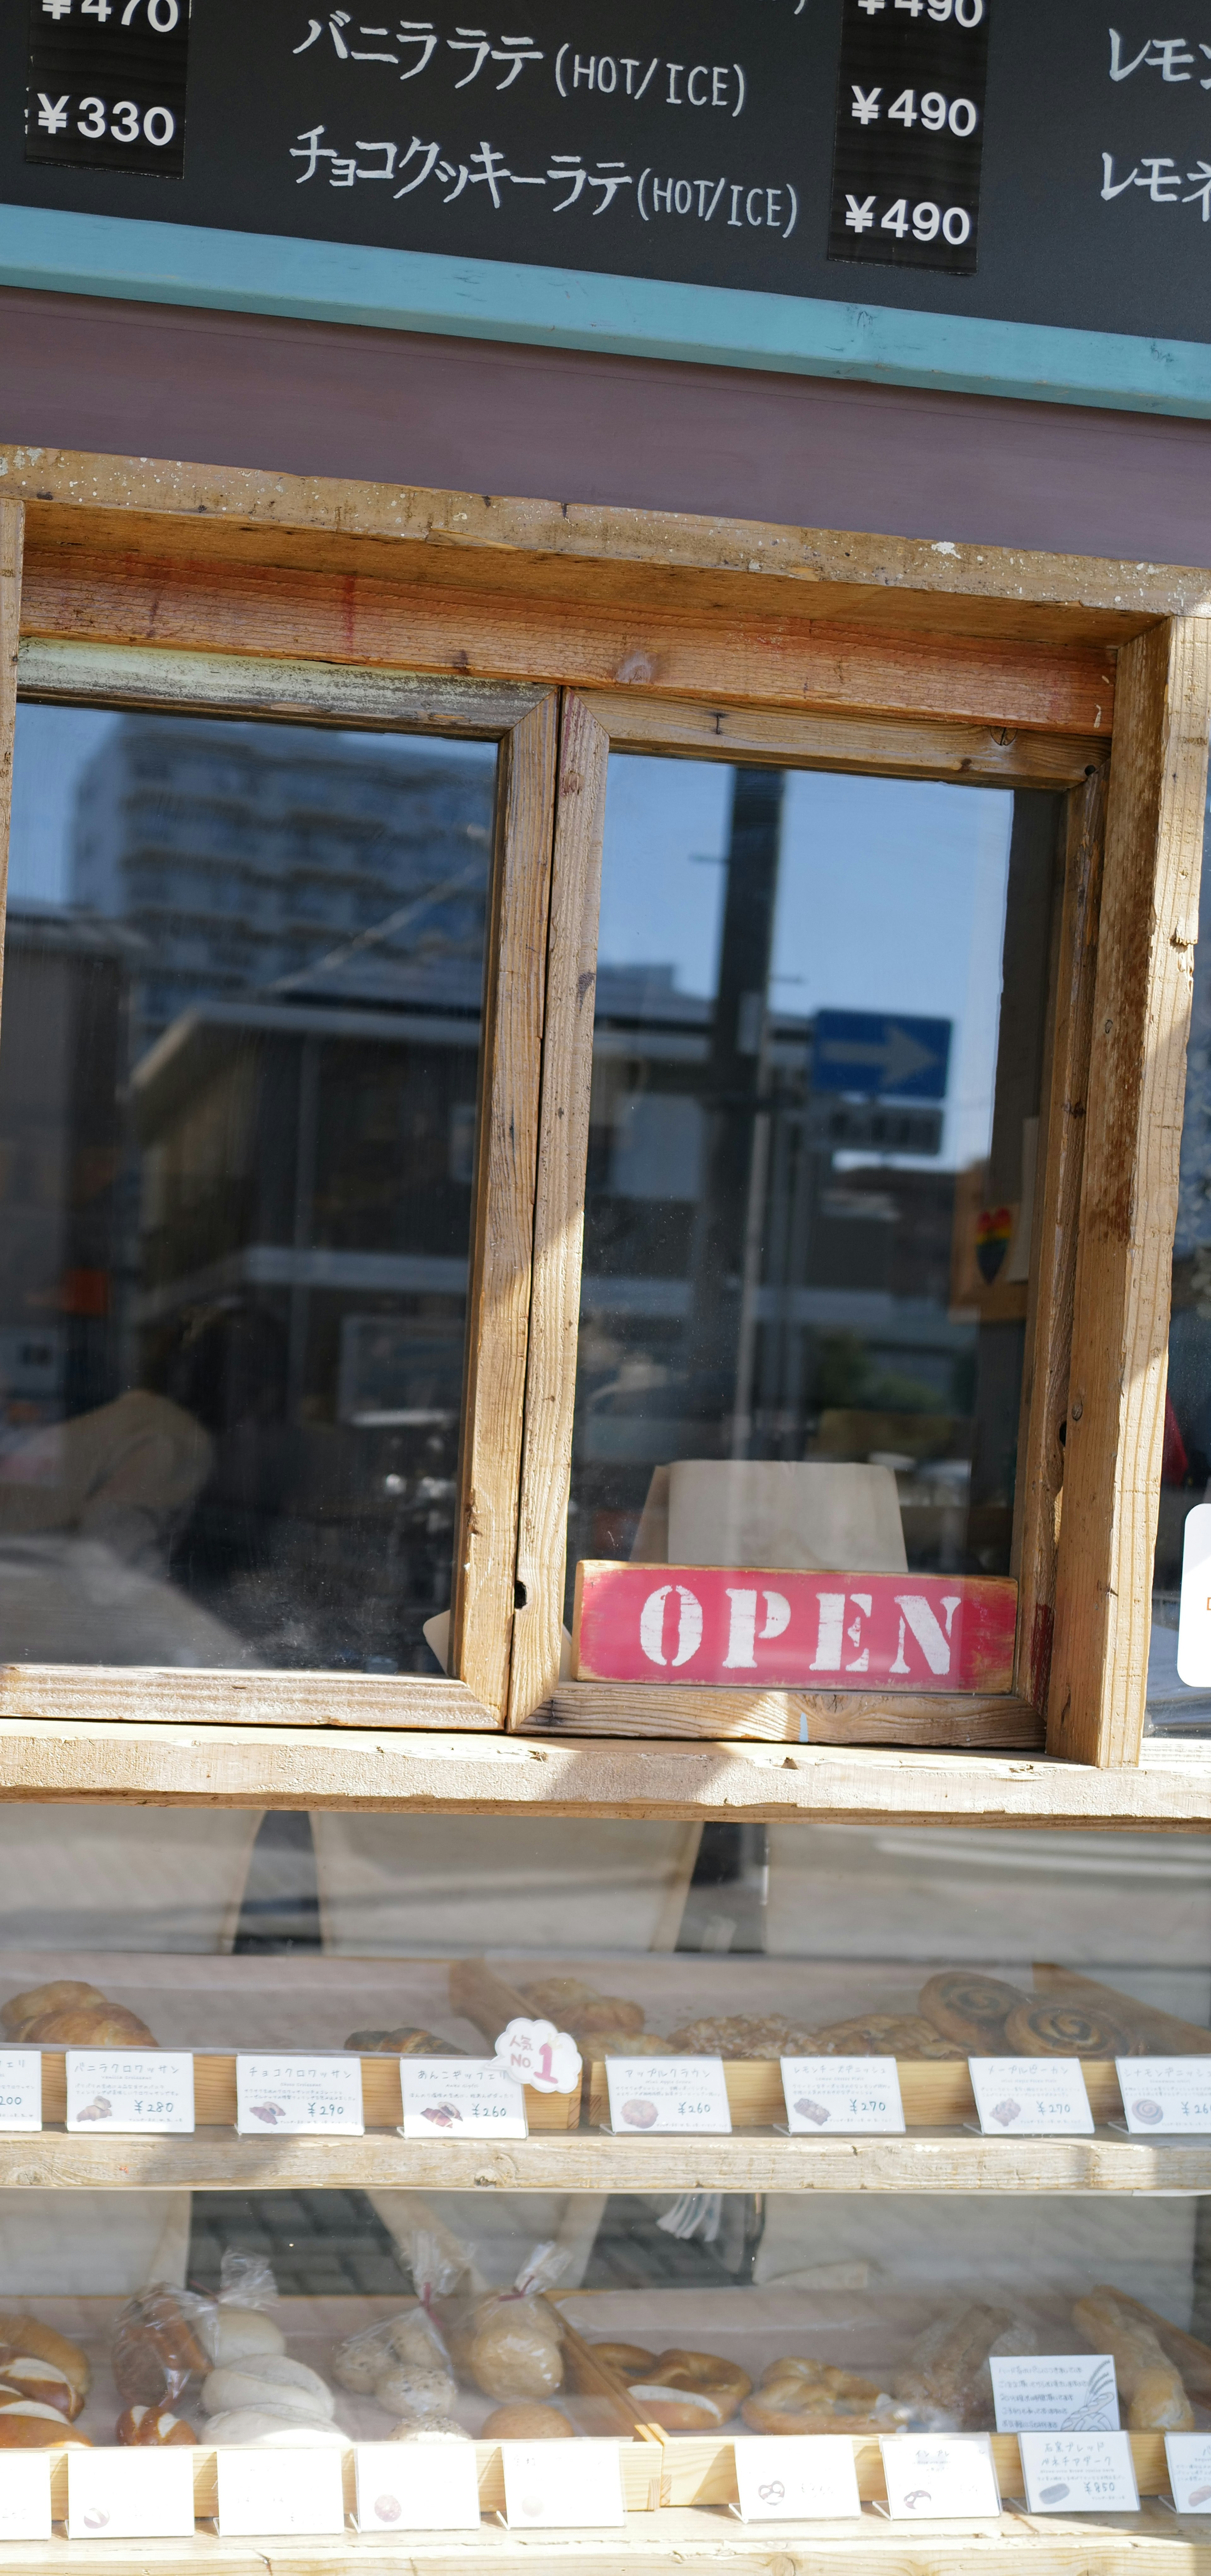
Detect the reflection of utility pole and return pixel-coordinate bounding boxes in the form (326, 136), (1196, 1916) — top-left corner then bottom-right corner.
(686, 769), (785, 1457)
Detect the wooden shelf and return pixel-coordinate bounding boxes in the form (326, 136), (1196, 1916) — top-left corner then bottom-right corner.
(2, 1721), (1211, 1823)
(4, 2126), (1208, 2191)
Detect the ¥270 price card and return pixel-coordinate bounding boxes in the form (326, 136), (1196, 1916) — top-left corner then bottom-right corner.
(236, 2054), (364, 2136)
(66, 2050), (194, 2135)
(781, 2056), (905, 2134)
(604, 2056), (731, 2135)
(968, 2058), (1093, 2137)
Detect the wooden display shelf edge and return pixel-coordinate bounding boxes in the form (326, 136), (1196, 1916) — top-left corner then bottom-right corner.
(2, 1723), (1211, 1823)
(538, 1684), (1042, 1746)
(3, 2129), (1208, 2191)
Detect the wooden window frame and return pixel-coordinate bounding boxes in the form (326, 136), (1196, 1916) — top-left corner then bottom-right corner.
(1, 473), (1208, 1771)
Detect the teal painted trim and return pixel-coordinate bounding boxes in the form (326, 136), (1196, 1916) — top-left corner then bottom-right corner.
(4, 198), (1211, 418)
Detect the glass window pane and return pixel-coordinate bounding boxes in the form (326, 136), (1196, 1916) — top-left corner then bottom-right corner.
(567, 755), (1058, 1662)
(0, 702), (496, 1671)
(1149, 786), (1211, 1732)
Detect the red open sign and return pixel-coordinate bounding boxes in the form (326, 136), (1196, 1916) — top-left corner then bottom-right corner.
(572, 1563), (1017, 1692)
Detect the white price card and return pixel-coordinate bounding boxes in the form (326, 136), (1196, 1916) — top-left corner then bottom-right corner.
(501, 2439), (625, 2530)
(355, 2441), (481, 2532)
(781, 2056), (905, 2135)
(968, 2057), (1093, 2137)
(236, 2053), (364, 2136)
(0, 2455), (51, 2541)
(400, 2058), (527, 2142)
(1018, 2430), (1139, 2514)
(66, 2049), (194, 2136)
(1164, 2432), (1211, 2513)
(880, 2434), (1001, 2521)
(733, 2435), (863, 2522)
(991, 2354), (1118, 2432)
(0, 2050), (40, 2133)
(604, 2055), (731, 2135)
(216, 2447), (346, 2538)
(67, 2447), (196, 2540)
(1117, 2059), (1211, 2135)
(494, 2017), (582, 2095)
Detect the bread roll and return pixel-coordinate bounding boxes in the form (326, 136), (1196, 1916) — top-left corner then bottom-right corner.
(480, 2403), (572, 2439)
(333, 2332), (391, 2395)
(892, 2305), (1022, 2426)
(202, 2308), (285, 2367)
(0, 2411), (90, 2450)
(375, 2362), (457, 2419)
(0, 2357), (79, 2419)
(1, 1983), (105, 2036)
(22, 2005), (156, 2047)
(391, 2416), (471, 2442)
(112, 2290), (208, 2405)
(206, 2408), (349, 2448)
(116, 2404), (197, 2447)
(1073, 2289), (1195, 2431)
(0, 2318), (90, 2404)
(470, 2317), (563, 2402)
(202, 2357), (334, 2420)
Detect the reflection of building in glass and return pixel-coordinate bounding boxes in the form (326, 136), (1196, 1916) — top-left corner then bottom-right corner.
(72, 716), (494, 1042)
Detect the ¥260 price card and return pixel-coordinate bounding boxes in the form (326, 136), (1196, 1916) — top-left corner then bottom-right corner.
(604, 2056), (731, 2135)
(66, 2050), (194, 2135)
(1116, 2059), (1211, 2135)
(236, 2054), (364, 2136)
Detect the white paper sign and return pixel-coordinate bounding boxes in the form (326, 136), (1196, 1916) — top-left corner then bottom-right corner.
(354, 2441), (481, 2532)
(400, 2058), (527, 2141)
(0, 2051), (41, 2133)
(1178, 1501), (1211, 1684)
(880, 2434), (1001, 2521)
(1018, 2430), (1139, 2514)
(67, 2447), (196, 2540)
(1117, 2059), (1211, 2135)
(781, 2056), (905, 2135)
(494, 2018), (582, 2095)
(1165, 2432), (1211, 2513)
(605, 2056), (732, 2135)
(216, 2449), (346, 2537)
(66, 2049), (194, 2135)
(0, 2455), (51, 2540)
(236, 2053), (364, 2136)
(734, 2435), (863, 2522)
(991, 2354), (1118, 2433)
(500, 2440), (625, 2530)
(969, 2057), (1093, 2136)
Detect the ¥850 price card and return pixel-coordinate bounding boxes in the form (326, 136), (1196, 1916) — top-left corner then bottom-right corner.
(236, 2054), (364, 2137)
(604, 2056), (731, 2135)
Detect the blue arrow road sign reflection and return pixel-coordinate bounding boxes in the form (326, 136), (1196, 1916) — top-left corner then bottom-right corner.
(812, 1010), (951, 1102)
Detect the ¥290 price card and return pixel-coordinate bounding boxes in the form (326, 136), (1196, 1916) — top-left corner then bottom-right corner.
(236, 2054), (364, 2136)
(781, 2056), (905, 2135)
(66, 2049), (194, 2134)
(604, 2056), (731, 2134)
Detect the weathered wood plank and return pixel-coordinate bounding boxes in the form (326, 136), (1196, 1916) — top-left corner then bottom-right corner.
(541, 1684), (1042, 1747)
(1013, 770), (1107, 1709)
(18, 545), (1115, 736)
(580, 689), (1105, 788)
(17, 636), (545, 732)
(6, 448), (1206, 632)
(450, 696), (559, 1715)
(0, 1720), (1208, 1821)
(510, 693), (608, 1726)
(1049, 619), (1211, 1764)
(0, 1667), (497, 1726)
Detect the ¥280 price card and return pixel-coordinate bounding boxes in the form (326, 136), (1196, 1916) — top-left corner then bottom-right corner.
(236, 2054), (364, 2137)
(66, 2050), (194, 2134)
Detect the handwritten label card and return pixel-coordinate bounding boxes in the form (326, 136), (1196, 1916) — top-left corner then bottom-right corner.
(0, 2456), (51, 2540)
(66, 2049), (194, 2135)
(400, 2059), (527, 2142)
(354, 2441), (481, 2532)
(1018, 2431), (1139, 2514)
(1165, 2433), (1211, 2513)
(1117, 2060), (1211, 2135)
(968, 2058), (1093, 2137)
(216, 2448), (346, 2538)
(604, 2056), (731, 2135)
(0, 2050), (41, 2133)
(781, 2056), (905, 2135)
(880, 2435), (1001, 2521)
(991, 2354), (1118, 2432)
(494, 2017), (581, 2095)
(500, 2440), (625, 2530)
(236, 2053), (363, 2137)
(67, 2448), (196, 2539)
(733, 2435), (863, 2522)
